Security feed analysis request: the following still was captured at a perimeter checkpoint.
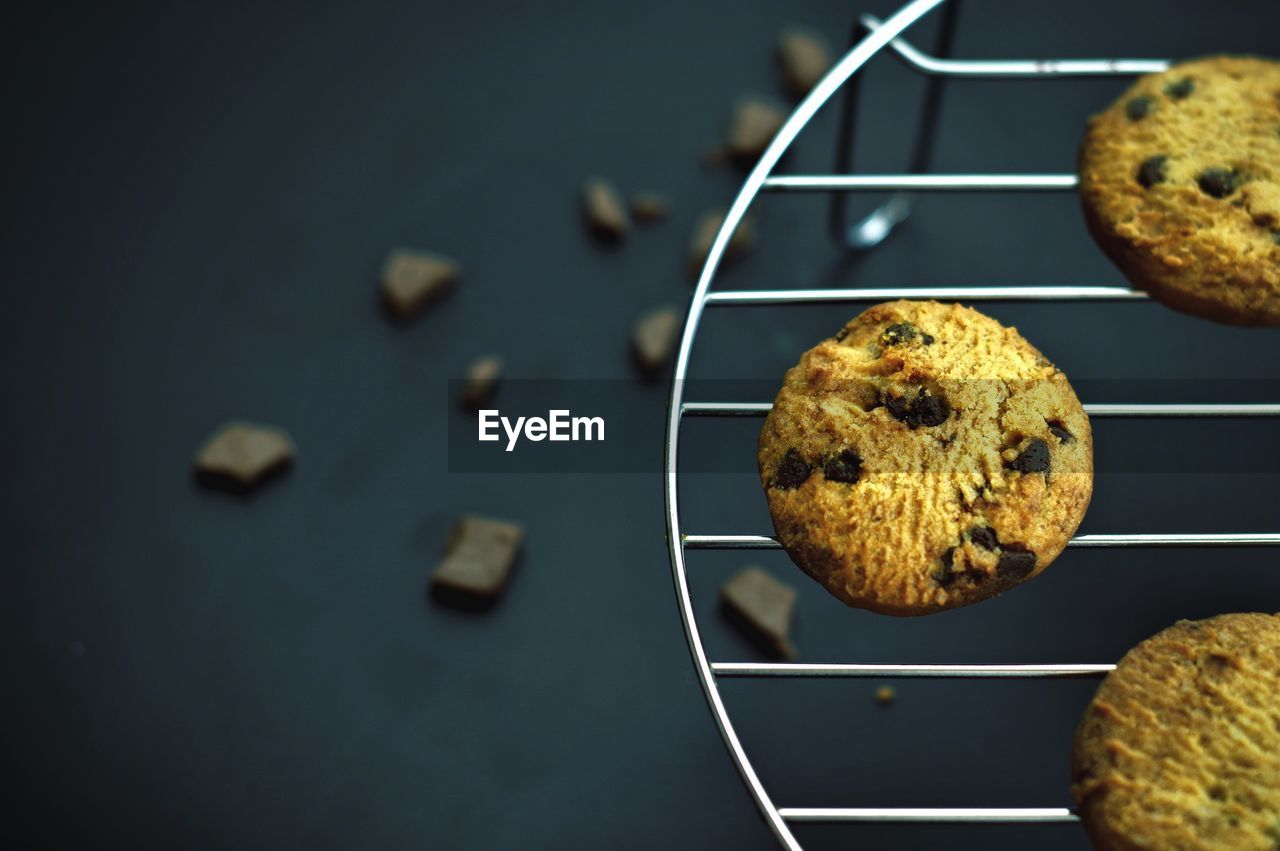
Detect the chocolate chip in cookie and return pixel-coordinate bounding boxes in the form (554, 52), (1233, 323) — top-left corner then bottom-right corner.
(968, 525), (999, 550)
(1007, 438), (1051, 473)
(1136, 155), (1168, 188)
(1047, 421), (1076, 444)
(880, 322), (921, 345)
(773, 449), (812, 489)
(996, 546), (1037, 579)
(1164, 78), (1195, 99)
(1125, 96), (1154, 120)
(822, 448), (862, 484)
(1197, 167), (1240, 199)
(883, 387), (950, 429)
(933, 547), (958, 586)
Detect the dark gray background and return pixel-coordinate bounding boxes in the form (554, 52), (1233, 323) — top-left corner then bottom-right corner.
(3, 1), (1278, 849)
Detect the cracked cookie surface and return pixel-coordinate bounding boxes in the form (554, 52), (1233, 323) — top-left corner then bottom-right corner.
(757, 301), (1093, 616)
(1079, 55), (1280, 325)
(1072, 613), (1280, 851)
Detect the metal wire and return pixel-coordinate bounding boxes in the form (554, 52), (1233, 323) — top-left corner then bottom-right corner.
(663, 1), (1271, 845)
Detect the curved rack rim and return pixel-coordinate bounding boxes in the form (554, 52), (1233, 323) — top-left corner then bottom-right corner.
(662, 2), (949, 848)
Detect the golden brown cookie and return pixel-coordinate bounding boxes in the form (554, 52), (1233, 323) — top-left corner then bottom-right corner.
(1079, 55), (1280, 325)
(1072, 613), (1280, 851)
(757, 301), (1093, 616)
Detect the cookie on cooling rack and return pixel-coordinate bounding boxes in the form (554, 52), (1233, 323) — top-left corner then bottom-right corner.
(1078, 55), (1280, 325)
(757, 300), (1092, 616)
(1072, 612), (1280, 851)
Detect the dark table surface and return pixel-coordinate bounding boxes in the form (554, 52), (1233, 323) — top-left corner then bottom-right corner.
(4, 1), (1278, 849)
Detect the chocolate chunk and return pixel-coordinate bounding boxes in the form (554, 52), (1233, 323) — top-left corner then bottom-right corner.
(1047, 421), (1075, 444)
(1164, 78), (1194, 99)
(773, 449), (812, 489)
(776, 26), (832, 98)
(458, 355), (503, 409)
(380, 248), (459, 319)
(933, 547), (957, 586)
(1125, 96), (1153, 120)
(880, 322), (918, 346)
(689, 209), (756, 276)
(1136, 155), (1168, 188)
(721, 566), (797, 659)
(884, 388), (951, 429)
(431, 515), (525, 601)
(194, 421), (295, 492)
(725, 96), (786, 166)
(1197, 168), (1239, 199)
(581, 178), (630, 242)
(834, 325), (850, 341)
(631, 305), (681, 374)
(996, 546), (1037, 580)
(629, 192), (670, 224)
(968, 525), (999, 550)
(822, 448), (862, 484)
(921, 332), (935, 345)
(1007, 438), (1051, 473)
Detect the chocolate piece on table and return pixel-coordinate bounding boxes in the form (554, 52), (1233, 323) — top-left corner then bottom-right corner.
(688, 208), (756, 277)
(725, 96), (786, 166)
(721, 566), (797, 660)
(458, 355), (503, 409)
(776, 25), (832, 98)
(631, 305), (681, 375)
(580, 177), (630, 243)
(629, 192), (670, 224)
(700, 144), (729, 169)
(194, 421), (295, 491)
(380, 248), (459, 319)
(431, 515), (525, 601)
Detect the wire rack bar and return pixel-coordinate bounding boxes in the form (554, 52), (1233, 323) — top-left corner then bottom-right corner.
(682, 402), (1280, 417)
(861, 13), (1169, 78)
(780, 807), (1079, 823)
(703, 286), (1146, 305)
(712, 663), (1113, 679)
(763, 174), (1076, 191)
(684, 533), (1280, 550)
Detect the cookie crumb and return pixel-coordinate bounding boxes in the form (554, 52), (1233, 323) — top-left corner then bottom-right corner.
(631, 305), (681, 375)
(194, 421), (295, 491)
(725, 96), (786, 167)
(581, 177), (630, 243)
(380, 248), (459, 319)
(700, 144), (729, 169)
(874, 685), (896, 707)
(458, 355), (503, 409)
(776, 26), (831, 98)
(689, 208), (756, 277)
(721, 566), (797, 660)
(629, 192), (669, 224)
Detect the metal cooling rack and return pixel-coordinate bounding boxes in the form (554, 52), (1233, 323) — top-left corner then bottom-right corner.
(662, 1), (1280, 848)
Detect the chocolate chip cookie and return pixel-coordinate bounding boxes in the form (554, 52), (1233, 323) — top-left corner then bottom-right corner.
(757, 301), (1092, 616)
(1072, 613), (1280, 851)
(1079, 55), (1280, 325)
